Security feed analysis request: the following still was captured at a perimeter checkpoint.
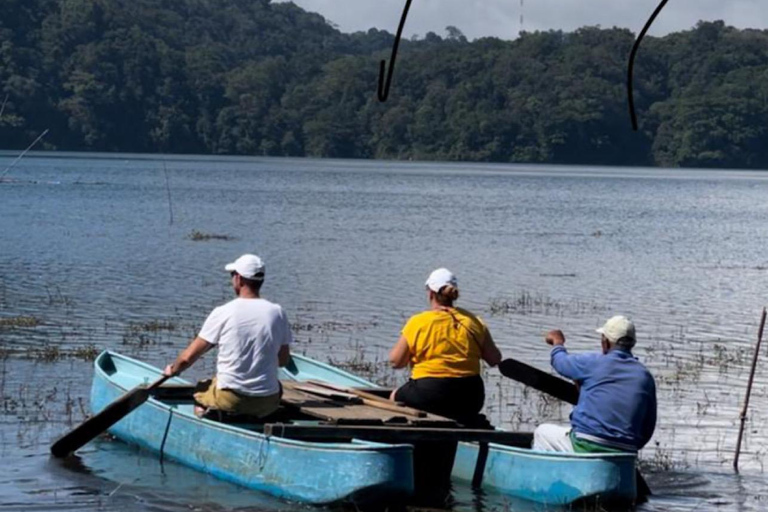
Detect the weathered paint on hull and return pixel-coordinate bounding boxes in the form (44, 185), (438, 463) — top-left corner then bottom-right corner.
(91, 351), (414, 505)
(286, 354), (638, 505)
(453, 439), (636, 504)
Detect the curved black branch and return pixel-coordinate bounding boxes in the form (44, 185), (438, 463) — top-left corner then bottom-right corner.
(378, 0), (414, 102)
(628, 0), (670, 131)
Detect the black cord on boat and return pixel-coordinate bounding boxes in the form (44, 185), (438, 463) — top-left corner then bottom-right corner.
(159, 409), (174, 466)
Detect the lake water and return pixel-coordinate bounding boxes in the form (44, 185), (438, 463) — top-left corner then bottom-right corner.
(1, 153), (768, 511)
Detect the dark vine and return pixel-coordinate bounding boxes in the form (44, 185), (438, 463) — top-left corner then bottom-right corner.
(628, 0), (671, 131)
(378, 0), (672, 132)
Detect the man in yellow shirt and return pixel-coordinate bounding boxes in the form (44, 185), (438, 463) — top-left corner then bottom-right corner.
(389, 268), (502, 425)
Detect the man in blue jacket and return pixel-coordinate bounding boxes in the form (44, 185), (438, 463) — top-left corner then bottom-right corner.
(533, 315), (657, 453)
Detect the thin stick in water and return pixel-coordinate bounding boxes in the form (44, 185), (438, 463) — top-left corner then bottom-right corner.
(734, 307), (767, 472)
(0, 94), (8, 120)
(0, 128), (49, 179)
(163, 162), (174, 225)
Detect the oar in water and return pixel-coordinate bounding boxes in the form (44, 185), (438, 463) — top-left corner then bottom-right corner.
(498, 357), (652, 501)
(50, 374), (173, 458)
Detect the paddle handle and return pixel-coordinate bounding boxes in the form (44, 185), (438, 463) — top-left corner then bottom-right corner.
(148, 373), (174, 392)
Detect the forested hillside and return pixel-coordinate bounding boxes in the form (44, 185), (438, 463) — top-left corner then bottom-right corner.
(2, 0), (768, 168)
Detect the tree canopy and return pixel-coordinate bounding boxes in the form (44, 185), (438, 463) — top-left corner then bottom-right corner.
(1, 0), (767, 169)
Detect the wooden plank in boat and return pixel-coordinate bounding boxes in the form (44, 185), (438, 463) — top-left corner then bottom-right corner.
(280, 386), (401, 424)
(263, 423), (533, 446)
(280, 385), (455, 426)
(288, 383), (363, 403)
(305, 380), (427, 418)
(150, 381), (457, 427)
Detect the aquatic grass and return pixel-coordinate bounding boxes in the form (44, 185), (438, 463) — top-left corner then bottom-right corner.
(638, 442), (690, 472)
(324, 341), (400, 388)
(122, 332), (158, 347)
(130, 320), (176, 332)
(0, 344), (100, 362)
(122, 319), (179, 347)
(44, 285), (73, 306)
(187, 230), (237, 242)
(0, 316), (40, 328)
(488, 291), (605, 317)
(291, 318), (379, 334)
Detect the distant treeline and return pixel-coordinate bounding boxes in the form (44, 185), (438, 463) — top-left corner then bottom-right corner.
(2, 0), (768, 168)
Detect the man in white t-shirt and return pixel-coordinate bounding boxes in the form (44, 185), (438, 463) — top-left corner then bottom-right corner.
(164, 254), (293, 418)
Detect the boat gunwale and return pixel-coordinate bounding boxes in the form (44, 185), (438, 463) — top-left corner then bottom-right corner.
(283, 353), (382, 388)
(468, 440), (637, 462)
(94, 350), (412, 453)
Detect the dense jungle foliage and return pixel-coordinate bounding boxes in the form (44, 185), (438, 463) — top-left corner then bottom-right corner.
(2, 0), (768, 168)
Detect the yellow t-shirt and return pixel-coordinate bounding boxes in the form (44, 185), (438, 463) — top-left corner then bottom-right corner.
(401, 307), (489, 379)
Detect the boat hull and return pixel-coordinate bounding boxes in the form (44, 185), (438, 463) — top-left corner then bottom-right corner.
(453, 441), (636, 504)
(284, 354), (638, 505)
(90, 351), (414, 505)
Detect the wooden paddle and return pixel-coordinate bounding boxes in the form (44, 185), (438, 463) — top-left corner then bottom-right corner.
(50, 374), (172, 458)
(498, 358), (652, 501)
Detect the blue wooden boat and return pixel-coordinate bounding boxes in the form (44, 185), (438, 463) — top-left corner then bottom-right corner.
(282, 354), (638, 505)
(90, 351), (414, 505)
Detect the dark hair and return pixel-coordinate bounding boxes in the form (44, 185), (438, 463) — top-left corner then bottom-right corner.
(240, 273), (264, 293)
(434, 284), (459, 307)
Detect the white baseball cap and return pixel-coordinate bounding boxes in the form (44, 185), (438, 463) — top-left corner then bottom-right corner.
(225, 254), (265, 279)
(596, 315), (636, 344)
(425, 268), (457, 293)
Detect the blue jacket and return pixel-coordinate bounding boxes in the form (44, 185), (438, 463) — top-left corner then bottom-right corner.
(551, 346), (657, 451)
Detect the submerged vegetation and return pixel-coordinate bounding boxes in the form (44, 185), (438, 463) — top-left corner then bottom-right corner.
(187, 230), (237, 242)
(122, 319), (180, 347)
(488, 292), (605, 317)
(2, 1), (768, 168)
(0, 316), (40, 328)
(0, 344), (99, 362)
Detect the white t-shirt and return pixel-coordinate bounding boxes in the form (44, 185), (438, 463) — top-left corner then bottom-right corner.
(198, 297), (293, 396)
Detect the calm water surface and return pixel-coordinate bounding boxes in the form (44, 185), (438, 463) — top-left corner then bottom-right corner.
(1, 153), (768, 511)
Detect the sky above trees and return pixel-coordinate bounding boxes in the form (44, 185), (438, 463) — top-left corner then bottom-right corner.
(277, 0), (768, 40)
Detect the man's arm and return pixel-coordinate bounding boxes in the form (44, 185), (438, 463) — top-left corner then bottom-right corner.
(278, 344), (291, 367)
(545, 330), (595, 382)
(277, 307), (293, 368)
(164, 336), (214, 376)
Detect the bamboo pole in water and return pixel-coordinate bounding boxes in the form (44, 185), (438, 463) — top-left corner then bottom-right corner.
(734, 307), (767, 473)
(0, 94), (8, 119)
(0, 128), (49, 179)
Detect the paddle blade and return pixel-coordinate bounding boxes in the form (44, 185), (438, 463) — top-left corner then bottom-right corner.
(50, 386), (151, 458)
(498, 358), (579, 405)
